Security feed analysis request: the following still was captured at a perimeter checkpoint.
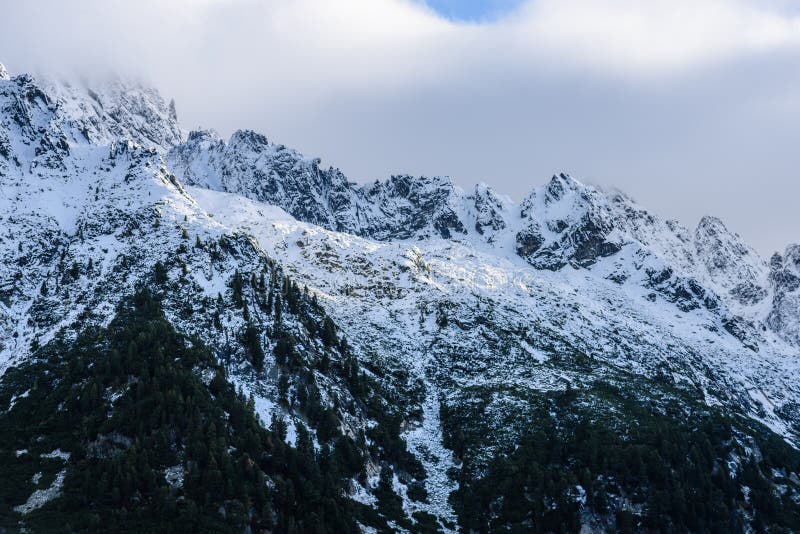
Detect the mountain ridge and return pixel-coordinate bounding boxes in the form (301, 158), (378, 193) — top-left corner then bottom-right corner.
(2, 64), (800, 532)
(165, 122), (799, 350)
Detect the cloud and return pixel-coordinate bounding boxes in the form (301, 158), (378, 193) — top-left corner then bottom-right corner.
(1, 0), (799, 255)
(8, 0), (800, 81)
(513, 0), (800, 75)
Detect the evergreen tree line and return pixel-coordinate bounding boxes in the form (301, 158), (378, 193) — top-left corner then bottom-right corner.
(441, 383), (800, 533)
(1, 272), (443, 532)
(225, 262), (428, 493)
(0, 288), (383, 532)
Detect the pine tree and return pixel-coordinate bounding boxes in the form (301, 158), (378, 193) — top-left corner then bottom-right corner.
(154, 261), (168, 284)
(375, 465), (405, 522)
(273, 294), (282, 324)
(243, 322), (265, 371)
(274, 334), (293, 367)
(232, 270), (244, 307)
(316, 409), (340, 443)
(320, 317), (337, 347)
(318, 353), (330, 373)
(278, 373), (290, 406)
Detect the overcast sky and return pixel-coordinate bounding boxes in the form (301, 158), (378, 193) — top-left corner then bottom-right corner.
(2, 0), (799, 255)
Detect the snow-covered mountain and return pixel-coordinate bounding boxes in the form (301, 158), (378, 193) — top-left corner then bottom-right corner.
(2, 64), (800, 532)
(167, 128), (469, 241)
(166, 125), (799, 351)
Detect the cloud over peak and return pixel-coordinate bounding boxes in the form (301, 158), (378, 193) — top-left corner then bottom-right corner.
(2, 0), (799, 255)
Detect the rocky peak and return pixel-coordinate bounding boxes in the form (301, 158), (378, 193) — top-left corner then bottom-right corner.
(168, 129), (472, 240)
(543, 172), (584, 204)
(167, 127), (358, 231)
(784, 244), (800, 273)
(696, 215), (725, 234)
(228, 128), (269, 151)
(62, 76), (183, 150)
(360, 174), (468, 240)
(521, 173), (576, 218)
(470, 183), (508, 238)
(516, 173), (622, 269)
(0, 62), (9, 81)
(770, 247), (800, 291)
(694, 216), (768, 306)
(0, 71), (181, 171)
(768, 245), (800, 346)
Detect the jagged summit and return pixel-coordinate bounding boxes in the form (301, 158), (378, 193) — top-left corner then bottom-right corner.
(167, 129), (470, 239)
(767, 244), (800, 346)
(0, 68), (181, 171)
(0, 62), (9, 81)
(229, 128), (271, 148)
(694, 215), (768, 305)
(542, 172), (584, 202)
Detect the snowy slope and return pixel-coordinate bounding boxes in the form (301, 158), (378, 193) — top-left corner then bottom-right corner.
(188, 186), (800, 434)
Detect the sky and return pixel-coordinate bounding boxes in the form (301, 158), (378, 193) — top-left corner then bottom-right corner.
(1, 0), (799, 255)
(423, 0), (525, 21)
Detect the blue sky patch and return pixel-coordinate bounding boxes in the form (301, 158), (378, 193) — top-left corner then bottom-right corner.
(423, 0), (525, 22)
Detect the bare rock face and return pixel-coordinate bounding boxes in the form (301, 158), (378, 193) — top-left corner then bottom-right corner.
(361, 174), (468, 240)
(515, 221), (545, 258)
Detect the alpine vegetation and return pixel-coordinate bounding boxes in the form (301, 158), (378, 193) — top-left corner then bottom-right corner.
(1, 64), (799, 533)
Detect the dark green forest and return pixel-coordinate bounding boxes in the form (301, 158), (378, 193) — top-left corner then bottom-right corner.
(2, 286), (800, 533)
(442, 382), (800, 533)
(0, 288), (419, 533)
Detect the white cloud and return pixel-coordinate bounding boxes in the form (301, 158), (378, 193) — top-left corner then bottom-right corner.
(2, 0), (799, 254)
(512, 0), (800, 75)
(6, 0), (800, 86)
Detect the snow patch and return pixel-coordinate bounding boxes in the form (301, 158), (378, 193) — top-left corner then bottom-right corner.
(14, 469), (66, 515)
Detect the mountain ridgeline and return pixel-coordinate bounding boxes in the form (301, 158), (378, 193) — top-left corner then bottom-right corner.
(1, 65), (800, 533)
